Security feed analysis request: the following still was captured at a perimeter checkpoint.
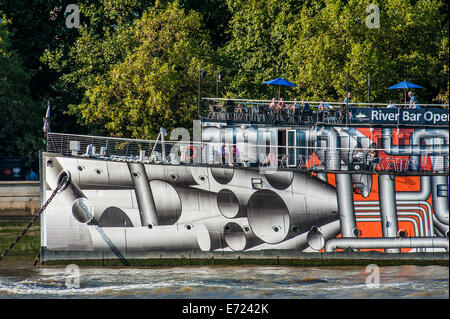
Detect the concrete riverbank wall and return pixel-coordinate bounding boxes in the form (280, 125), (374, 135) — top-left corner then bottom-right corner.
(0, 181), (40, 221)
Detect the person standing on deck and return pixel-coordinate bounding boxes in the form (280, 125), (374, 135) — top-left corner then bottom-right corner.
(344, 92), (353, 107)
(408, 92), (418, 108)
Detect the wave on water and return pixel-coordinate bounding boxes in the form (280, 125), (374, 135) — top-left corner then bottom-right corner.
(0, 265), (448, 299)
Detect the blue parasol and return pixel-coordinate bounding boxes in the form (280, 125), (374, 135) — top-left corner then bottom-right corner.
(388, 81), (424, 105)
(388, 81), (424, 90)
(262, 77), (298, 99)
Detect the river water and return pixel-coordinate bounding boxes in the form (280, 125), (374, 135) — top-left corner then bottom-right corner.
(0, 261), (447, 299)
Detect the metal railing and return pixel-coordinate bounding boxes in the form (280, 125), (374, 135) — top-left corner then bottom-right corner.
(46, 132), (448, 174)
(200, 98), (449, 126)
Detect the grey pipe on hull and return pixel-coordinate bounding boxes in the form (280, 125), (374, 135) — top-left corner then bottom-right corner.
(147, 165), (208, 186)
(249, 232), (308, 251)
(217, 189), (242, 218)
(396, 176), (431, 201)
(355, 200), (435, 236)
(325, 237), (449, 252)
(249, 219), (340, 251)
(433, 215), (449, 238)
(52, 170), (95, 224)
(73, 160), (209, 188)
(307, 220), (342, 251)
(431, 175), (449, 226)
(246, 189), (290, 244)
(216, 188), (255, 219)
(210, 167), (234, 184)
(335, 173), (358, 238)
(174, 187), (220, 220)
(378, 174), (400, 253)
(223, 221), (263, 251)
(191, 216), (244, 251)
(128, 162), (159, 226)
(354, 206), (431, 236)
(351, 174), (372, 198)
(265, 171), (294, 190)
(290, 172), (338, 212)
(247, 186), (339, 245)
(73, 159), (134, 188)
(149, 180), (183, 225)
(89, 224), (210, 252)
(72, 183), (181, 227)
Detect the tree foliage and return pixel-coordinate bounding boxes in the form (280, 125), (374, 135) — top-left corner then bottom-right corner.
(0, 18), (44, 166)
(68, 2), (214, 139)
(286, 0), (449, 103)
(0, 0), (448, 167)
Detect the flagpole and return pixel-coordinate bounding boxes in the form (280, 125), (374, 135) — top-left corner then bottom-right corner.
(345, 72), (349, 125)
(43, 100), (51, 137)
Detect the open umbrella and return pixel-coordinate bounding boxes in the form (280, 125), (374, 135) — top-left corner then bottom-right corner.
(388, 80), (424, 106)
(262, 77), (298, 100)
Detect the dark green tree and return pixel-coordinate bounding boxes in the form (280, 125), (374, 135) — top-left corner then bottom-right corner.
(286, 0), (449, 104)
(66, 2), (215, 139)
(0, 18), (44, 167)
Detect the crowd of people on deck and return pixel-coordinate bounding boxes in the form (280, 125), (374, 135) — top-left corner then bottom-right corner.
(213, 140), (380, 171)
(219, 95), (319, 123)
(212, 91), (422, 123)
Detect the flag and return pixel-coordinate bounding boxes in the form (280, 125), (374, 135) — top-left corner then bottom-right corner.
(43, 100), (51, 134)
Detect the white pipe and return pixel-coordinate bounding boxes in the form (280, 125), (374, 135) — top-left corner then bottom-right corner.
(89, 224), (210, 252)
(325, 237), (449, 252)
(223, 220), (263, 251)
(249, 220), (340, 251)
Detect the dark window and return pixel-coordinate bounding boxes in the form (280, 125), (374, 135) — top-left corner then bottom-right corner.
(437, 184), (448, 197)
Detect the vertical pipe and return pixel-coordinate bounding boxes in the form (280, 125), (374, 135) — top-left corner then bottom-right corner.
(161, 131), (166, 161)
(127, 162), (159, 226)
(378, 174), (400, 253)
(431, 175), (449, 226)
(336, 173), (357, 238)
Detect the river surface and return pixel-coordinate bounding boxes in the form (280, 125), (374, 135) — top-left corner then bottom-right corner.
(0, 260), (447, 299)
(0, 262), (449, 299)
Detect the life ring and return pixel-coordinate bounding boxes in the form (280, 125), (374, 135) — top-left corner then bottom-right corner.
(185, 145), (197, 161)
